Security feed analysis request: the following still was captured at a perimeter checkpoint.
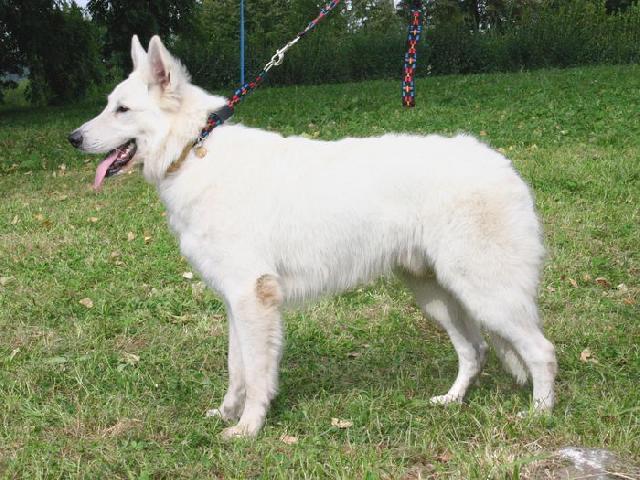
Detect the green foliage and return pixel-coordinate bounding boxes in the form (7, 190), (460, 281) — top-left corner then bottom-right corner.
(88, 0), (197, 72)
(169, 0), (640, 90)
(0, 0), (104, 105)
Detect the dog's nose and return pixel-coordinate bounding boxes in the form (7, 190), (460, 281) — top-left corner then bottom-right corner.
(68, 130), (83, 148)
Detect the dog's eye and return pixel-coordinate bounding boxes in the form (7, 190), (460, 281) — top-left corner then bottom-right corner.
(116, 106), (129, 114)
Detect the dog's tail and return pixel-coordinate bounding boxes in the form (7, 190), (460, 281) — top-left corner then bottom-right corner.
(487, 332), (529, 385)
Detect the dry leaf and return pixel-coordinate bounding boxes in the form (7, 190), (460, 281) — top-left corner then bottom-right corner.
(331, 418), (353, 429)
(546, 285), (556, 293)
(9, 347), (20, 361)
(623, 297), (636, 306)
(580, 348), (591, 362)
(182, 271), (194, 280)
(568, 278), (578, 288)
(121, 352), (140, 365)
(579, 348), (598, 363)
(279, 434), (298, 445)
(88, 217), (98, 223)
(436, 451), (453, 463)
(110, 251), (121, 258)
(595, 277), (611, 289)
(347, 351), (361, 358)
(144, 235), (152, 244)
(10, 215), (19, 225)
(127, 231), (136, 241)
(59, 163), (66, 171)
(582, 273), (592, 282)
(35, 213), (44, 221)
(0, 276), (12, 286)
(479, 130), (488, 136)
(616, 283), (628, 292)
(79, 297), (94, 309)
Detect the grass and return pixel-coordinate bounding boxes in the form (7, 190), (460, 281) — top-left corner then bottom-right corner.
(1, 64), (639, 479)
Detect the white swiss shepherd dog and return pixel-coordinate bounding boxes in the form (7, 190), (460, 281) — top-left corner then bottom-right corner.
(69, 35), (557, 438)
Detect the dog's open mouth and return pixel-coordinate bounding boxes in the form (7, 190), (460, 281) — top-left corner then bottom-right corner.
(93, 140), (137, 190)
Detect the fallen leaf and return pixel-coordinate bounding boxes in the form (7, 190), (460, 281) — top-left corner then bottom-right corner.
(582, 273), (592, 282)
(616, 283), (628, 292)
(595, 277), (611, 289)
(9, 347), (20, 361)
(331, 418), (353, 429)
(10, 215), (19, 225)
(347, 351), (361, 358)
(436, 451), (453, 463)
(479, 130), (488, 136)
(144, 235), (152, 244)
(623, 297), (636, 306)
(127, 231), (136, 242)
(0, 276), (12, 286)
(110, 251), (121, 258)
(101, 418), (142, 437)
(79, 297), (94, 309)
(182, 271), (194, 280)
(279, 434), (298, 445)
(35, 213), (44, 221)
(568, 278), (578, 288)
(579, 348), (598, 363)
(88, 217), (98, 223)
(59, 163), (66, 171)
(546, 285), (556, 293)
(121, 352), (140, 365)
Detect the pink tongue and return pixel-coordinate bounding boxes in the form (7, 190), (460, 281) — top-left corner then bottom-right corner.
(93, 150), (118, 190)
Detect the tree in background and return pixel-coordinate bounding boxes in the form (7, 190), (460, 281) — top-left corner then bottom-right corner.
(87, 0), (197, 72)
(0, 0), (103, 104)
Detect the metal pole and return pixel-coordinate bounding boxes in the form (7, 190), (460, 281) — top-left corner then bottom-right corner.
(240, 0), (245, 84)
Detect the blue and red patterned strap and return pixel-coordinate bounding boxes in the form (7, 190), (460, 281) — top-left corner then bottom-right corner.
(194, 0), (342, 150)
(402, 1), (423, 107)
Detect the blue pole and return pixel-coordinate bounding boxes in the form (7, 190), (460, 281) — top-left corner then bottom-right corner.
(240, 0), (245, 84)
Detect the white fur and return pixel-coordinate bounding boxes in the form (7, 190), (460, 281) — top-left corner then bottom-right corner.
(74, 36), (557, 438)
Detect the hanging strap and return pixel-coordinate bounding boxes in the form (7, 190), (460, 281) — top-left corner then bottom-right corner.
(193, 0), (342, 149)
(402, 1), (423, 108)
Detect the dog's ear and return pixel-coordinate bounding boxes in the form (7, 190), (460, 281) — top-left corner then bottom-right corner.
(148, 35), (173, 89)
(130, 35), (147, 72)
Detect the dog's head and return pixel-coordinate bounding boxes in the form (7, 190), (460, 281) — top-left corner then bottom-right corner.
(69, 35), (191, 188)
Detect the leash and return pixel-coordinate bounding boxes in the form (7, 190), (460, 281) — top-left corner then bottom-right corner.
(402, 0), (423, 107)
(191, 0), (341, 158)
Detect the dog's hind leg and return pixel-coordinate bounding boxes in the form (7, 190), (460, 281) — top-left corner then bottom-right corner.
(206, 312), (246, 421)
(444, 275), (557, 412)
(220, 274), (284, 439)
(403, 274), (488, 405)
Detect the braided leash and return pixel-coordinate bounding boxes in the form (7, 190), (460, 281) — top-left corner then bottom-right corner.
(191, 0), (341, 158)
(402, 1), (423, 108)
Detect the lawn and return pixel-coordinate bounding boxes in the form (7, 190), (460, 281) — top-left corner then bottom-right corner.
(0, 64), (638, 479)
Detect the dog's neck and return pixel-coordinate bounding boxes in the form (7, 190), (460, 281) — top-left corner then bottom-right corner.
(142, 86), (227, 184)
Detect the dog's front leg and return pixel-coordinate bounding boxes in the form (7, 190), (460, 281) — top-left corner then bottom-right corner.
(220, 274), (283, 439)
(206, 312), (246, 421)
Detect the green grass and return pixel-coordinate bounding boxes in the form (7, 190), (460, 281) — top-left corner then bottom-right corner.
(1, 64), (639, 479)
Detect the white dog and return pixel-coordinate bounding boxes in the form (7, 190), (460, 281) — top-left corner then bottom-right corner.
(69, 35), (557, 438)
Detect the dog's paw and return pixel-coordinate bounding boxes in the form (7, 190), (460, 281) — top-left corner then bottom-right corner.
(220, 423), (258, 440)
(430, 393), (463, 406)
